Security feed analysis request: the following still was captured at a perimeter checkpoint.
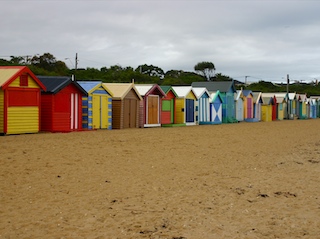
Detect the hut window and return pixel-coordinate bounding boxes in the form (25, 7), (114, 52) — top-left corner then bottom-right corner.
(20, 75), (28, 87)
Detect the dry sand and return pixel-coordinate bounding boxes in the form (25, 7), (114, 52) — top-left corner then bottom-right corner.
(1, 119), (320, 239)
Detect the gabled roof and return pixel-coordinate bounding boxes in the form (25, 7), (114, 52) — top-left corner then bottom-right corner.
(191, 81), (236, 93)
(37, 76), (87, 95)
(210, 90), (224, 103)
(103, 83), (142, 100)
(0, 66), (46, 91)
(235, 90), (243, 101)
(160, 85), (178, 97)
(242, 89), (253, 97)
(252, 92), (263, 104)
(135, 84), (166, 97)
(192, 87), (210, 99)
(77, 80), (112, 96)
(171, 86), (198, 99)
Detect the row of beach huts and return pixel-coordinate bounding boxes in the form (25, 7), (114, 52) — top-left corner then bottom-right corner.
(0, 66), (319, 135)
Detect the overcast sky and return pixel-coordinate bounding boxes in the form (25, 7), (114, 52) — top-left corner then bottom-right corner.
(1, 0), (320, 83)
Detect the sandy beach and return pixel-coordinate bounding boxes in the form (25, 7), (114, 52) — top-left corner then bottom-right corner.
(1, 119), (320, 239)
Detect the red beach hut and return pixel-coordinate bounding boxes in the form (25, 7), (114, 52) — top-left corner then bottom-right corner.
(38, 76), (87, 132)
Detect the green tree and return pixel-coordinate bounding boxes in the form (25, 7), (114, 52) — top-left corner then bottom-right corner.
(135, 64), (165, 79)
(194, 61), (216, 81)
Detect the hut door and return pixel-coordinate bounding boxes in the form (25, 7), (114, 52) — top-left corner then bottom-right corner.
(124, 99), (137, 128)
(70, 93), (79, 130)
(247, 98), (253, 118)
(92, 95), (108, 129)
(147, 95), (159, 124)
(185, 99), (194, 122)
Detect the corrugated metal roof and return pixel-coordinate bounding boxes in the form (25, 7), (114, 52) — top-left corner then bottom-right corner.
(37, 76), (71, 93)
(0, 68), (20, 86)
(191, 81), (235, 93)
(103, 83), (142, 100)
(37, 76), (87, 95)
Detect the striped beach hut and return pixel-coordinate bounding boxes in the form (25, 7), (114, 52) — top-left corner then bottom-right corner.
(0, 66), (46, 135)
(135, 84), (166, 128)
(78, 81), (113, 130)
(192, 81), (237, 123)
(209, 90), (223, 124)
(38, 76), (87, 132)
(286, 93), (296, 119)
(103, 83), (142, 129)
(160, 86), (178, 126)
(172, 86), (198, 126)
(235, 90), (244, 122)
(192, 87), (211, 125)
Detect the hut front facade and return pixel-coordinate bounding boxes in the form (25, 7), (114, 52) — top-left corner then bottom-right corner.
(193, 87), (210, 125)
(242, 90), (254, 120)
(78, 81), (112, 130)
(235, 90), (244, 122)
(252, 92), (263, 121)
(209, 91), (223, 124)
(103, 83), (142, 129)
(135, 84), (166, 128)
(160, 86), (177, 126)
(172, 86), (197, 126)
(0, 66), (46, 135)
(38, 76), (87, 132)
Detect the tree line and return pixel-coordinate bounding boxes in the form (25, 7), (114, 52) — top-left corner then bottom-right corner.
(1, 53), (320, 96)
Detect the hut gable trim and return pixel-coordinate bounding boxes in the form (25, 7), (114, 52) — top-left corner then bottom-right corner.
(0, 66), (46, 91)
(103, 83), (142, 101)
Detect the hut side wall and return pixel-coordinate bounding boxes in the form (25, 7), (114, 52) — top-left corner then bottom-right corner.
(0, 90), (4, 133)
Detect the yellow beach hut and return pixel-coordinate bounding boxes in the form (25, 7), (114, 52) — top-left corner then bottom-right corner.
(0, 66), (46, 135)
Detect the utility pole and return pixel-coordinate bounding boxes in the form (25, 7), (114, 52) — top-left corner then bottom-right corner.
(286, 74), (290, 119)
(74, 53), (78, 80)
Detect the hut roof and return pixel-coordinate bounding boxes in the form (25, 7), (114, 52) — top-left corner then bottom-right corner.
(77, 81), (112, 96)
(192, 87), (210, 98)
(37, 76), (87, 95)
(103, 83), (142, 100)
(172, 86), (198, 99)
(135, 84), (166, 97)
(191, 81), (236, 93)
(0, 66), (46, 91)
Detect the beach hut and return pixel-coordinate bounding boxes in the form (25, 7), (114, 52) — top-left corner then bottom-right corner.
(103, 83), (142, 129)
(234, 90), (244, 122)
(192, 81), (237, 123)
(38, 76), (87, 132)
(78, 81), (113, 130)
(261, 95), (274, 122)
(160, 86), (178, 126)
(295, 93), (307, 119)
(172, 86), (198, 126)
(192, 87), (211, 125)
(310, 96), (320, 118)
(135, 84), (166, 128)
(0, 66), (46, 135)
(242, 90), (254, 120)
(252, 92), (263, 121)
(308, 98), (317, 119)
(209, 90), (223, 124)
(286, 93), (296, 119)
